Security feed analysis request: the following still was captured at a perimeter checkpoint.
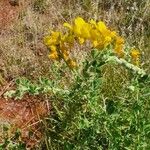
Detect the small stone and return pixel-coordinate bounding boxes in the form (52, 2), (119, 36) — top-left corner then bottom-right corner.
(9, 0), (19, 6)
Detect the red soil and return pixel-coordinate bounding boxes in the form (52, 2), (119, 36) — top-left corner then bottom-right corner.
(0, 94), (50, 148)
(0, 0), (19, 30)
(0, 82), (50, 148)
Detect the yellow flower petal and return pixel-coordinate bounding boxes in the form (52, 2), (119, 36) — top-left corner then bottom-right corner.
(97, 21), (107, 32)
(89, 19), (97, 27)
(43, 36), (52, 46)
(130, 48), (140, 66)
(67, 59), (77, 69)
(62, 52), (69, 61)
(93, 40), (99, 47)
(74, 17), (86, 26)
(130, 49), (140, 58)
(114, 44), (124, 57)
(63, 23), (73, 30)
(110, 31), (117, 38)
(78, 37), (85, 44)
(50, 45), (57, 52)
(48, 52), (59, 60)
(73, 17), (86, 36)
(116, 36), (124, 45)
(105, 36), (112, 43)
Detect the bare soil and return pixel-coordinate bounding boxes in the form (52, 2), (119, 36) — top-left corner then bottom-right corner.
(0, 0), (20, 30)
(0, 93), (50, 148)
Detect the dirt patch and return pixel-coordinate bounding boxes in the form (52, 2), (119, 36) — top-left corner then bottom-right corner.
(0, 0), (19, 30)
(0, 95), (50, 148)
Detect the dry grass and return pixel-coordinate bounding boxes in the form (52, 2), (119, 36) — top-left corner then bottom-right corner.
(0, 0), (149, 84)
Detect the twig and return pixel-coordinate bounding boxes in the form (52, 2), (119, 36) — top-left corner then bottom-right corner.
(0, 80), (15, 97)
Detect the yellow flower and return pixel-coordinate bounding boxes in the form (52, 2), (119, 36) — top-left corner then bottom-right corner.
(50, 45), (57, 52)
(96, 21), (112, 37)
(62, 34), (74, 45)
(93, 40), (99, 48)
(63, 23), (73, 30)
(90, 20), (114, 48)
(113, 36), (125, 57)
(131, 49), (140, 59)
(104, 36), (112, 47)
(89, 19), (97, 27)
(90, 29), (101, 41)
(78, 37), (85, 44)
(62, 52), (69, 61)
(74, 17), (91, 43)
(110, 31), (117, 38)
(73, 17), (86, 36)
(82, 24), (91, 39)
(48, 51), (59, 60)
(44, 17), (130, 66)
(74, 17), (92, 43)
(114, 44), (124, 57)
(64, 17), (90, 44)
(44, 31), (61, 47)
(92, 40), (105, 49)
(43, 36), (52, 46)
(59, 43), (69, 60)
(97, 21), (107, 33)
(115, 36), (124, 45)
(67, 59), (77, 69)
(130, 49), (140, 66)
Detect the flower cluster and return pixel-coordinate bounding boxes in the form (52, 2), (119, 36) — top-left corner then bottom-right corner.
(63, 17), (125, 56)
(44, 17), (140, 68)
(44, 31), (76, 68)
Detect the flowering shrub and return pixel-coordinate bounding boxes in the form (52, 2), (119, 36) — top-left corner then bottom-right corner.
(41, 17), (149, 150)
(44, 17), (140, 69)
(4, 17), (149, 149)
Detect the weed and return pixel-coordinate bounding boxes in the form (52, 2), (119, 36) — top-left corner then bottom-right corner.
(0, 1), (150, 149)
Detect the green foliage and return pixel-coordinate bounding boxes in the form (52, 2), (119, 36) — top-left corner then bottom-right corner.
(0, 128), (26, 150)
(42, 49), (150, 149)
(4, 78), (42, 99)
(4, 49), (150, 149)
